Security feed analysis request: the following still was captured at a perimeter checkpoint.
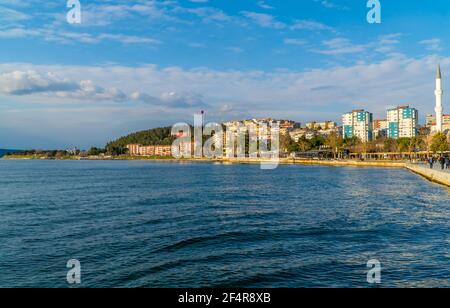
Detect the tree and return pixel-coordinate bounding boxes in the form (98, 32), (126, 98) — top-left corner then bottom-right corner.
(343, 136), (359, 148)
(108, 146), (127, 156)
(87, 147), (106, 156)
(286, 140), (300, 153)
(383, 138), (398, 152)
(325, 132), (343, 158)
(430, 132), (449, 153)
(297, 136), (311, 152)
(280, 132), (294, 152)
(309, 135), (325, 150)
(396, 138), (411, 153)
(410, 136), (425, 152)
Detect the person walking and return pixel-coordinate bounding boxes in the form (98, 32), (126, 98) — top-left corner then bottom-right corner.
(439, 156), (445, 170)
(428, 157), (434, 169)
(445, 156), (450, 170)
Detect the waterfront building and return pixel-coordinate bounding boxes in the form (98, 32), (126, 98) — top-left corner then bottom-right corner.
(127, 144), (172, 157)
(342, 109), (373, 142)
(386, 106), (419, 139)
(127, 144), (141, 155)
(155, 145), (172, 156)
(373, 119), (388, 139)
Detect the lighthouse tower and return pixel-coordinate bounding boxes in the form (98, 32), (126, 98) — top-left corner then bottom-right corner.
(435, 64), (443, 132)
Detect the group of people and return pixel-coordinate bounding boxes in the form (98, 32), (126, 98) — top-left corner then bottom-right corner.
(428, 156), (450, 170)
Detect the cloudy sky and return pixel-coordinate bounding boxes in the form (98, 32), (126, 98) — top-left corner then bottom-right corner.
(0, 0), (450, 149)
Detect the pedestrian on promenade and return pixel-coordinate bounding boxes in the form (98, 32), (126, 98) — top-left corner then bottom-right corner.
(445, 156), (450, 170)
(439, 156), (445, 170)
(428, 157), (434, 169)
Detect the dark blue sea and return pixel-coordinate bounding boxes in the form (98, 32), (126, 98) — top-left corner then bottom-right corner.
(0, 160), (448, 288)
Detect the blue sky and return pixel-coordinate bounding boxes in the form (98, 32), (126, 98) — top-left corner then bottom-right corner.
(0, 0), (449, 148)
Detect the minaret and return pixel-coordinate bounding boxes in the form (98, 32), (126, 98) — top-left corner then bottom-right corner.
(435, 64), (443, 132)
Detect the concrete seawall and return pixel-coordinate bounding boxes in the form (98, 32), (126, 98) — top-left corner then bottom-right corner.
(223, 158), (406, 168)
(406, 164), (450, 187)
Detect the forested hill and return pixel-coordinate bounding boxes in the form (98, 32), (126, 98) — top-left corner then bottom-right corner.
(106, 127), (175, 151)
(0, 149), (21, 157)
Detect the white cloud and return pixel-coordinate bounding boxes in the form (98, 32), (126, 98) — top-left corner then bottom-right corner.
(185, 7), (232, 23)
(419, 38), (442, 52)
(315, 38), (368, 55)
(0, 6), (30, 22)
(257, 1), (274, 10)
(74, 1), (177, 27)
(314, 0), (348, 10)
(0, 70), (125, 101)
(0, 27), (160, 45)
(1, 55), (449, 121)
(290, 20), (335, 32)
(131, 91), (207, 108)
(241, 11), (286, 29)
(0, 71), (77, 95)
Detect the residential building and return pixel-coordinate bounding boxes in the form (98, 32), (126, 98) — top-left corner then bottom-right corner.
(342, 109), (373, 142)
(426, 114), (436, 127)
(127, 144), (172, 157)
(306, 121), (336, 130)
(279, 120), (297, 135)
(386, 106), (418, 139)
(373, 119), (388, 138)
(443, 114), (450, 131)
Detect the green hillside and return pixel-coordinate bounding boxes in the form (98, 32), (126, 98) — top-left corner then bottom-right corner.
(106, 127), (175, 152)
(0, 149), (22, 157)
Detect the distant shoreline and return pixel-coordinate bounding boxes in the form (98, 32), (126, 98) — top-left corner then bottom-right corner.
(2, 154), (406, 166)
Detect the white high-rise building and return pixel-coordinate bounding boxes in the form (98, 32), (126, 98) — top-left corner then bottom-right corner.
(435, 65), (444, 132)
(342, 109), (373, 142)
(386, 106), (419, 139)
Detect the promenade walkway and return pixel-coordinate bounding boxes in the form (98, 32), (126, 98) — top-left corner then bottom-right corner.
(406, 163), (450, 187)
(429, 163), (450, 173)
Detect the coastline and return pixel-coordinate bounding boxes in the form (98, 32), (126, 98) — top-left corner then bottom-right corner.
(406, 164), (450, 187)
(3, 155), (449, 187)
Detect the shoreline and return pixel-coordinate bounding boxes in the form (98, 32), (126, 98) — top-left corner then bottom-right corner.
(3, 156), (449, 187)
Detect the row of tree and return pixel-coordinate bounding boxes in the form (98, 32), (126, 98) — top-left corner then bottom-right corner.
(280, 131), (450, 156)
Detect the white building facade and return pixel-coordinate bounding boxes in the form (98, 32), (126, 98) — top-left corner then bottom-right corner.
(386, 106), (419, 139)
(342, 109), (373, 142)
